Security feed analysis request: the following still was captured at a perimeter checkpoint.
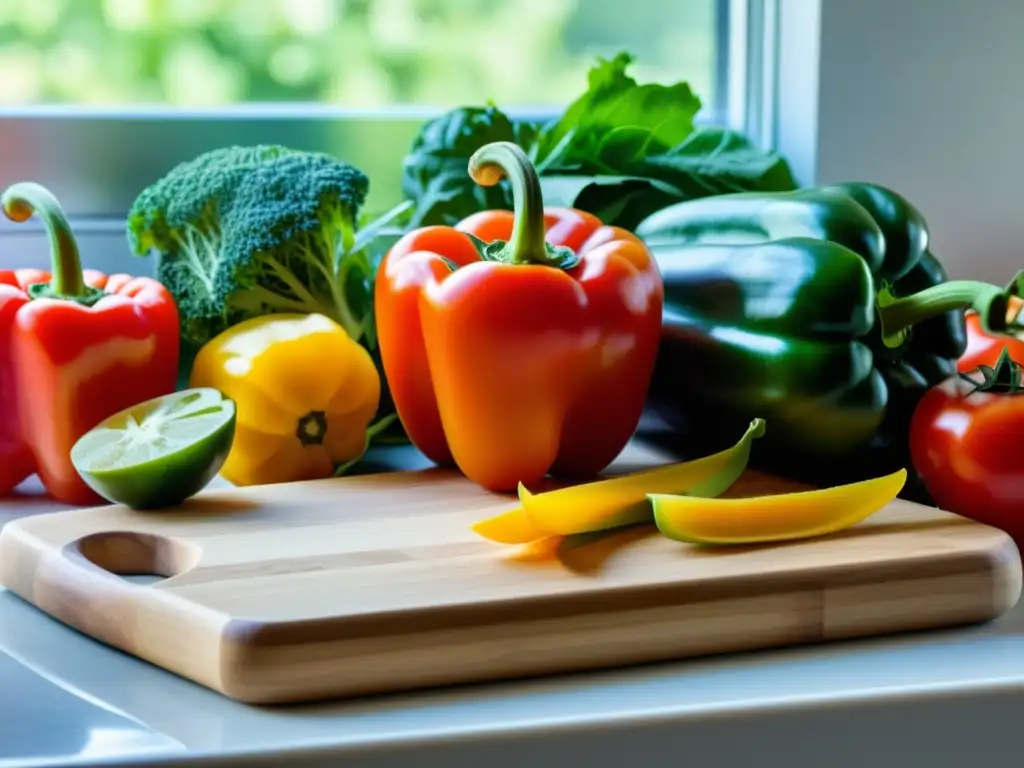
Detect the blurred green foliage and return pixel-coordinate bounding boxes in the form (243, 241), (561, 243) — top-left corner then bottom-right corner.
(0, 0), (717, 107)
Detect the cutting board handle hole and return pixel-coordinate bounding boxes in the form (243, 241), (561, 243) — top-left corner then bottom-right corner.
(70, 531), (201, 583)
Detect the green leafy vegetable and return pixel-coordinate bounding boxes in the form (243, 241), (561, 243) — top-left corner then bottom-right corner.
(530, 51), (701, 171)
(400, 105), (531, 228)
(543, 127), (798, 228)
(402, 52), (797, 230)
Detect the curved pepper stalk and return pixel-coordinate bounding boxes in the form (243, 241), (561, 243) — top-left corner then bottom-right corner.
(465, 142), (581, 270)
(876, 278), (1010, 350)
(1, 183), (106, 306)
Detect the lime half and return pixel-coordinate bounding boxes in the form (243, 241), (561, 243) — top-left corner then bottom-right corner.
(71, 387), (237, 509)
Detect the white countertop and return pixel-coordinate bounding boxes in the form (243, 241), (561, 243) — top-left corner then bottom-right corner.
(3, 449), (1024, 768)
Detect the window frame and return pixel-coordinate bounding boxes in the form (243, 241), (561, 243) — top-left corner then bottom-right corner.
(0, 0), (779, 275)
(0, 0), (761, 206)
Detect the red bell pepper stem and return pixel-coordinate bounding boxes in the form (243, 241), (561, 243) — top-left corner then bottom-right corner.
(1, 182), (96, 302)
(467, 141), (580, 270)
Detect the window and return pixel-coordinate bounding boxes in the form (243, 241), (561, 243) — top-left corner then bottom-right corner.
(0, 0), (723, 112)
(0, 0), (749, 273)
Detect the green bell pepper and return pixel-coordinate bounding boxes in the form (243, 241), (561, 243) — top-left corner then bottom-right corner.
(635, 182), (1012, 495)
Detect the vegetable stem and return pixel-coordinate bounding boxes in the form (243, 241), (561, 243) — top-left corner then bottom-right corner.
(1, 182), (87, 297)
(174, 228), (216, 297)
(877, 280), (1009, 349)
(467, 141), (579, 269)
(958, 347), (1024, 395)
(331, 251), (362, 340)
(366, 413), (398, 440)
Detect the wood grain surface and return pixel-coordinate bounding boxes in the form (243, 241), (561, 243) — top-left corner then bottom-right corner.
(0, 441), (1019, 705)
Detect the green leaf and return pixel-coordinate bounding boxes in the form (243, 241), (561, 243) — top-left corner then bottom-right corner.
(572, 181), (684, 232)
(540, 175), (683, 207)
(401, 105), (531, 227)
(398, 52), (797, 234)
(634, 127), (798, 197)
(539, 128), (797, 229)
(528, 59), (793, 229)
(405, 168), (511, 229)
(532, 51), (702, 168)
(540, 175), (684, 231)
(352, 199), (414, 254)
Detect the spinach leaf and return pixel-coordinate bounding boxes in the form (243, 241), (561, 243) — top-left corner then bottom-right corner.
(401, 105), (527, 227)
(632, 127), (798, 196)
(539, 127), (798, 230)
(532, 52), (702, 171)
(539, 175), (683, 231)
(400, 52), (798, 231)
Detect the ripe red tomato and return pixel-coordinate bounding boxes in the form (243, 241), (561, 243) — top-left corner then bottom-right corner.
(910, 369), (1024, 550)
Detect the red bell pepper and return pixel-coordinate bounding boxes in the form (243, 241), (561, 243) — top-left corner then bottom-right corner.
(958, 271), (1024, 372)
(958, 297), (1024, 372)
(0, 182), (179, 505)
(375, 141), (664, 492)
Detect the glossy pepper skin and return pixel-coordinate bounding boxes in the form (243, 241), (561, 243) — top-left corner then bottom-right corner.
(376, 141), (664, 492)
(0, 183), (179, 505)
(635, 182), (1012, 494)
(189, 312), (383, 487)
(958, 296), (1024, 372)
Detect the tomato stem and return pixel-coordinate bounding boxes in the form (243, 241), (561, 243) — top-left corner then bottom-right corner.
(959, 347), (1024, 395)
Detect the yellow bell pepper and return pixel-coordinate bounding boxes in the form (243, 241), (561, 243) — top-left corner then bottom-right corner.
(189, 313), (382, 486)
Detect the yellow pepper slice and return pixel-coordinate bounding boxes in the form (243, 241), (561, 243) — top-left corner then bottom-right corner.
(472, 506), (550, 545)
(189, 313), (382, 486)
(471, 418), (766, 544)
(650, 467), (907, 546)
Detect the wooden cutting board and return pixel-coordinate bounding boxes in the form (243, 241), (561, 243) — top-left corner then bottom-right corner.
(0, 441), (1020, 705)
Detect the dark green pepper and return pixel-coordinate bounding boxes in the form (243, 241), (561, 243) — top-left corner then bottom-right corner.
(635, 182), (1012, 496)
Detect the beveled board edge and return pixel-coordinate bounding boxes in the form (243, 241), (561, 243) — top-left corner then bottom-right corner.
(207, 532), (1022, 704)
(0, 522), (230, 691)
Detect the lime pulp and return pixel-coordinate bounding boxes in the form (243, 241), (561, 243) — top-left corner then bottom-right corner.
(71, 387), (237, 509)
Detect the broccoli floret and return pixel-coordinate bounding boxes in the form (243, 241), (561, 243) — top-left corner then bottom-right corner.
(218, 151), (370, 337)
(126, 144), (372, 348)
(127, 144), (296, 259)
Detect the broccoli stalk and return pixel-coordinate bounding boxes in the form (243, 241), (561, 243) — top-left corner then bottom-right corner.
(225, 198), (364, 341)
(126, 144), (402, 350)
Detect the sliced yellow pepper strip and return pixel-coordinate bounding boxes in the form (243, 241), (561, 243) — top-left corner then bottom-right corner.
(471, 507), (550, 545)
(650, 467), (907, 546)
(471, 418), (766, 544)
